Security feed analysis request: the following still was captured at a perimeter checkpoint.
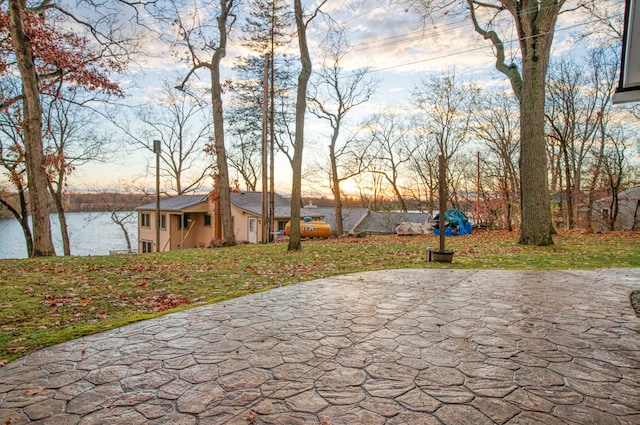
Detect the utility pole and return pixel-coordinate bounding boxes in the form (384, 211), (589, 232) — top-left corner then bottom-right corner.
(262, 53), (269, 243)
(153, 139), (161, 252)
(269, 10), (276, 242)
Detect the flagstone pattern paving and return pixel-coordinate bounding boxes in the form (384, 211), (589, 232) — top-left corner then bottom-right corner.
(0, 268), (638, 424)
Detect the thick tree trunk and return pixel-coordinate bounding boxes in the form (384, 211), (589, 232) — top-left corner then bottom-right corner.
(468, 0), (561, 245)
(8, 0), (55, 256)
(518, 56), (554, 245)
(514, 1), (559, 246)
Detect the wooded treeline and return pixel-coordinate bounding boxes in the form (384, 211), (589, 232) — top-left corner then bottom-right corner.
(0, 191), (155, 220)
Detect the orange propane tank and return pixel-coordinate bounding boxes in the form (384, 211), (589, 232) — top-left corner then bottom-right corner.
(284, 218), (331, 238)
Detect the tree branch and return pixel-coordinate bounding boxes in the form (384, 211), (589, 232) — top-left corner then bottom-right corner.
(467, 0), (522, 101)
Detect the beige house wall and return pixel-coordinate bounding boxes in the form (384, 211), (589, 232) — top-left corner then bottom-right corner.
(138, 212), (152, 252)
(138, 209), (214, 253)
(137, 211), (168, 253)
(231, 204), (262, 243)
(139, 197), (284, 253)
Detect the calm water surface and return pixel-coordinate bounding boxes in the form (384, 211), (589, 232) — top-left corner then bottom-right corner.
(0, 212), (138, 259)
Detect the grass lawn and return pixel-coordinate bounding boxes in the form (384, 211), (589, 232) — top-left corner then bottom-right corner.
(1, 229), (639, 364)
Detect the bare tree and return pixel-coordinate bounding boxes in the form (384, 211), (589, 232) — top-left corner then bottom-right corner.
(472, 89), (520, 231)
(226, 111), (261, 191)
(545, 48), (618, 229)
(353, 171), (386, 211)
(2, 0), (145, 256)
(600, 129), (634, 231)
(308, 31), (378, 235)
(168, 0), (238, 246)
(578, 0), (624, 46)
(43, 94), (112, 255)
(363, 112), (412, 212)
(288, 0), (327, 251)
(466, 0), (565, 245)
(122, 82), (214, 196)
(406, 131), (440, 214)
(91, 185), (153, 252)
(0, 98), (33, 256)
(411, 71), (478, 210)
(407, 0), (578, 244)
(6, 0), (54, 256)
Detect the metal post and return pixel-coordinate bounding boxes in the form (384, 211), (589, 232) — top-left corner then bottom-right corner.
(438, 154), (446, 253)
(154, 139), (161, 253)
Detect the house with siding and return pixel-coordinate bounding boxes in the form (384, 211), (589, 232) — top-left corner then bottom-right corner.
(591, 186), (640, 231)
(136, 191), (432, 253)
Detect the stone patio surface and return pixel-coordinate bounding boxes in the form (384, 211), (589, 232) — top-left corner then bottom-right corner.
(0, 268), (638, 424)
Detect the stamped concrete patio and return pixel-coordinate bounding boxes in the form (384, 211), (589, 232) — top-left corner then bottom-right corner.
(0, 268), (638, 424)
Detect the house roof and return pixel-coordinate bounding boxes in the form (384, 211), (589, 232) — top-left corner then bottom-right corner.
(353, 211), (432, 234)
(136, 192), (432, 235)
(231, 191), (291, 217)
(594, 186), (640, 205)
(137, 195), (208, 212)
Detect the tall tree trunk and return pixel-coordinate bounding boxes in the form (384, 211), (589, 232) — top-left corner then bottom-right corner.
(513, 1), (559, 246)
(210, 0), (236, 246)
(288, 0), (314, 251)
(468, 0), (561, 246)
(8, 0), (55, 256)
(518, 52), (554, 245)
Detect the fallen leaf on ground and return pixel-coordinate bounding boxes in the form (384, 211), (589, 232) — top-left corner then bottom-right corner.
(24, 387), (45, 395)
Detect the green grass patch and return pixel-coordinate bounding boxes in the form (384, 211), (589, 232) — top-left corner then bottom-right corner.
(1, 230), (638, 363)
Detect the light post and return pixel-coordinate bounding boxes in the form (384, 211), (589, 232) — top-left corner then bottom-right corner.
(153, 139), (161, 253)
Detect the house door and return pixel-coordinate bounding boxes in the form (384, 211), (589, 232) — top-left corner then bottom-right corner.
(248, 217), (258, 244)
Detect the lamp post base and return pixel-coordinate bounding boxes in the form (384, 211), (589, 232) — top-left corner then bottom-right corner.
(428, 249), (455, 263)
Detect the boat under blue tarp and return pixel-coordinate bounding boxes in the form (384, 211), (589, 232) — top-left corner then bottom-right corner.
(433, 209), (472, 236)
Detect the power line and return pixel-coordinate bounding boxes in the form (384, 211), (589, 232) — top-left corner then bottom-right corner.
(322, 2), (619, 56)
(364, 16), (621, 75)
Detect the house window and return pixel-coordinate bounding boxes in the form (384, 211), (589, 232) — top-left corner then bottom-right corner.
(178, 213), (190, 229)
(160, 214), (166, 230)
(277, 221), (288, 231)
(204, 214), (211, 227)
(141, 240), (153, 253)
(141, 213), (150, 228)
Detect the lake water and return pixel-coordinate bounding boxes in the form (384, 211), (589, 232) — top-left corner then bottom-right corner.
(0, 212), (138, 259)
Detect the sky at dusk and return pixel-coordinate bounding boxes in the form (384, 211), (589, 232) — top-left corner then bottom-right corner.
(66, 0), (628, 195)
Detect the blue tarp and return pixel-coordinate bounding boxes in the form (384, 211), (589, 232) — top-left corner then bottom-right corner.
(433, 209), (472, 236)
